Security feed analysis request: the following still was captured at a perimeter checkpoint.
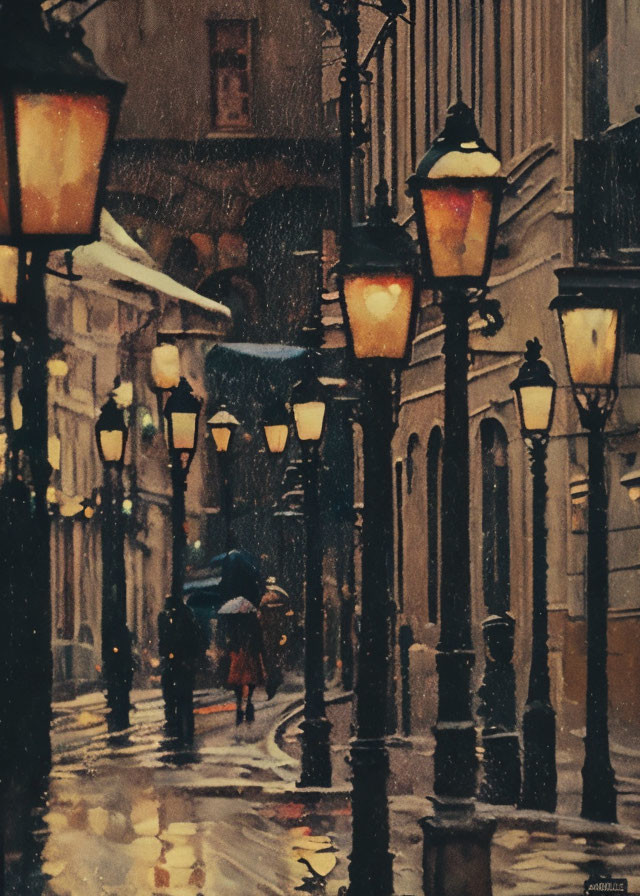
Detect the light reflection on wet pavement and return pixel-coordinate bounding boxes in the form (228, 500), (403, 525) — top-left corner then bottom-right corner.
(6, 689), (640, 895)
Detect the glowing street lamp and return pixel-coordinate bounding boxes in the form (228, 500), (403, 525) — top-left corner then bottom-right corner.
(337, 181), (419, 361)
(551, 270), (623, 824)
(164, 377), (201, 472)
(207, 405), (239, 454)
(95, 395), (128, 467)
(262, 402), (289, 455)
(0, 7), (125, 249)
(408, 100), (504, 288)
(291, 379), (327, 444)
(510, 338), (557, 812)
(96, 389), (132, 730)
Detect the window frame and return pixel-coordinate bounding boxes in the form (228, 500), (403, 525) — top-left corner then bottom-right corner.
(208, 18), (256, 134)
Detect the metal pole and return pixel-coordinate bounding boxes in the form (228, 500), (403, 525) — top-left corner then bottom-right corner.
(421, 291), (496, 896)
(432, 290), (476, 802)
(581, 425), (616, 822)
(520, 436), (557, 811)
(220, 452), (233, 552)
(298, 440), (332, 788)
(347, 361), (393, 896)
(159, 455), (195, 742)
(19, 249), (53, 771)
(101, 464), (132, 731)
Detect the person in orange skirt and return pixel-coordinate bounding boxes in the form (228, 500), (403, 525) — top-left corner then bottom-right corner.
(224, 612), (267, 724)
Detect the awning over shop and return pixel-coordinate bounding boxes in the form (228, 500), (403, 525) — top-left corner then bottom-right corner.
(49, 211), (231, 332)
(205, 342), (311, 419)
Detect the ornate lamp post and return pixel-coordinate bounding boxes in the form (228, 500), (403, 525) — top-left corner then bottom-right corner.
(335, 180), (418, 896)
(95, 392), (132, 732)
(551, 271), (622, 823)
(291, 375), (332, 788)
(158, 376), (202, 741)
(0, 1), (125, 766)
(408, 100), (505, 891)
(510, 338), (558, 812)
(208, 404), (239, 551)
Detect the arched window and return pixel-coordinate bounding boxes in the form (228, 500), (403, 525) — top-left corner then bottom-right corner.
(480, 419), (510, 615)
(426, 427), (443, 624)
(406, 433), (420, 494)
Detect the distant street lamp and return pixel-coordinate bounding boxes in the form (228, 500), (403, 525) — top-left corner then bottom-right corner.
(159, 377), (202, 741)
(95, 392), (132, 732)
(291, 375), (332, 788)
(336, 180), (418, 896)
(551, 270), (622, 823)
(0, 0), (125, 767)
(408, 100), (505, 888)
(208, 404), (240, 551)
(510, 338), (558, 812)
(262, 402), (290, 455)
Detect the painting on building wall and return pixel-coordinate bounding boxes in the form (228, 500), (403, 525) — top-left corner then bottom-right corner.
(1, 1), (640, 894)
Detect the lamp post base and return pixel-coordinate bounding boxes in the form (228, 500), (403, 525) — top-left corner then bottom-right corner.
(433, 648), (477, 799)
(520, 699), (557, 812)
(421, 811), (496, 896)
(347, 739), (393, 896)
(297, 717), (332, 789)
(478, 614), (521, 805)
(581, 752), (617, 823)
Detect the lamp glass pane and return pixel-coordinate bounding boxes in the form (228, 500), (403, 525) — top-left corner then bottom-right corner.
(518, 384), (554, 433)
(293, 401), (325, 442)
(212, 426), (231, 452)
(48, 434), (61, 471)
(421, 185), (493, 278)
(171, 412), (197, 451)
(151, 343), (180, 390)
(343, 273), (414, 359)
(15, 92), (110, 236)
(560, 307), (618, 386)
(265, 423), (288, 454)
(0, 245), (17, 303)
(99, 429), (124, 463)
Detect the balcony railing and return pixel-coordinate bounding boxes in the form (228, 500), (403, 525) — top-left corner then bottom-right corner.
(574, 115), (640, 265)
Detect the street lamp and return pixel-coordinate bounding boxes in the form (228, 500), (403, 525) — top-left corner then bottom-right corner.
(291, 375), (332, 788)
(335, 180), (418, 896)
(551, 271), (621, 823)
(408, 100), (505, 885)
(0, 2), (125, 769)
(95, 392), (133, 731)
(510, 338), (558, 812)
(262, 402), (289, 455)
(159, 376), (202, 741)
(208, 404), (239, 551)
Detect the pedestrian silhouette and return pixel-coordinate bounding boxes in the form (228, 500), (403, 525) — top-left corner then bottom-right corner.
(158, 596), (206, 742)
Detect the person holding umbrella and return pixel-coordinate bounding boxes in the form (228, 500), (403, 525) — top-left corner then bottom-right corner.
(218, 596), (267, 724)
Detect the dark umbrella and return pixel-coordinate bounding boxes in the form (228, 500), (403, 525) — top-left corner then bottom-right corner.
(208, 548), (265, 605)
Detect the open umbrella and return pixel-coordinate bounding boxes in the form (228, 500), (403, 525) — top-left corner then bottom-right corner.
(218, 596), (258, 615)
(208, 549), (265, 605)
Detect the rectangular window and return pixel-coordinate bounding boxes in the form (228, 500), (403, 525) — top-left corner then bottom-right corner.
(209, 20), (254, 132)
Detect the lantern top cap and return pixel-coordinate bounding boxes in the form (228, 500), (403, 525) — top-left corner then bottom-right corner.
(411, 101), (501, 181)
(164, 377), (201, 418)
(262, 400), (289, 427)
(621, 468), (640, 489)
(0, 13), (126, 97)
(291, 377), (328, 407)
(96, 394), (126, 431)
(550, 290), (621, 313)
(337, 181), (418, 275)
(207, 404), (240, 429)
(509, 338), (556, 392)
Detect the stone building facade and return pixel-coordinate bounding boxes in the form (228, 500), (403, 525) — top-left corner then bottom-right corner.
(318, 0), (640, 735)
(45, 213), (229, 690)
